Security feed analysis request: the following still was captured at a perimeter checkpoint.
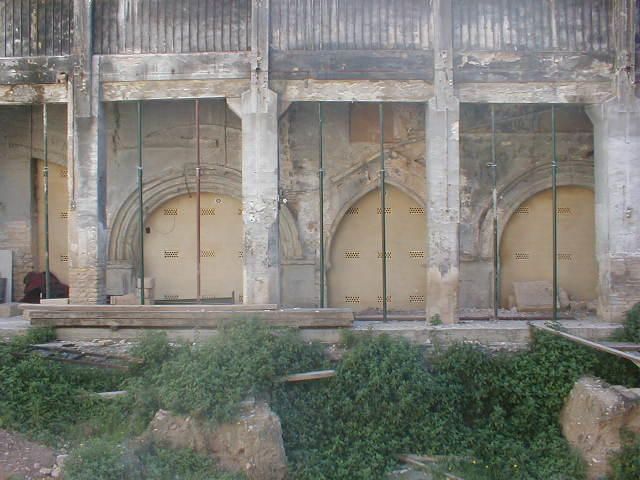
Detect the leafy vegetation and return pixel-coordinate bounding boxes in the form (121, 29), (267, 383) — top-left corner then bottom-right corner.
(64, 438), (243, 480)
(2, 314), (640, 479)
(608, 431), (640, 480)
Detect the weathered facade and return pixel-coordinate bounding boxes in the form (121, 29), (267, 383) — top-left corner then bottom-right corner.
(0, 0), (638, 322)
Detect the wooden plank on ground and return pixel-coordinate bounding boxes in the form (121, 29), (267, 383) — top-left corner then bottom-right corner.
(282, 370), (336, 383)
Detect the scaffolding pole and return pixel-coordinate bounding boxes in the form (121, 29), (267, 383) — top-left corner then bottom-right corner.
(551, 105), (559, 321)
(195, 99), (202, 304)
(43, 104), (51, 299)
(137, 101), (145, 305)
(379, 104), (388, 321)
(490, 105), (499, 319)
(318, 102), (325, 308)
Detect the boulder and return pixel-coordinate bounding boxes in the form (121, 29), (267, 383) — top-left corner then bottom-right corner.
(141, 400), (288, 480)
(560, 376), (640, 480)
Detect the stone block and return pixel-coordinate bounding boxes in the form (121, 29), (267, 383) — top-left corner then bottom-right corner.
(561, 376), (640, 480)
(40, 298), (70, 305)
(110, 294), (140, 305)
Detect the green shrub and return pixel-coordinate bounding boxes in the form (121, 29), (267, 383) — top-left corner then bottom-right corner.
(608, 431), (640, 480)
(616, 303), (640, 343)
(65, 438), (243, 480)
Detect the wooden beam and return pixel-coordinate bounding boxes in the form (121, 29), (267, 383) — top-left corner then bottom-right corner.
(282, 370), (336, 383)
(272, 79), (434, 102)
(270, 50), (434, 81)
(0, 56), (72, 84)
(457, 82), (614, 104)
(99, 52), (252, 82)
(455, 52), (614, 83)
(102, 79), (250, 102)
(0, 83), (68, 104)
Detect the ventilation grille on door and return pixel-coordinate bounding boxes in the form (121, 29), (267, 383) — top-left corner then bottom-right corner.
(163, 208), (178, 216)
(164, 250), (179, 258)
(59, 211), (69, 219)
(238, 251), (244, 258)
(378, 251), (391, 259)
(59, 168), (69, 178)
(345, 296), (360, 304)
(377, 207), (392, 215)
(60, 254), (69, 263)
(557, 207), (572, 215)
(558, 253), (573, 261)
(377, 295), (392, 303)
(344, 250), (360, 259)
(201, 249), (215, 258)
(409, 295), (425, 303)
(346, 207), (359, 215)
(201, 208), (216, 216)
(164, 295), (180, 301)
(516, 206), (529, 215)
(409, 207), (425, 215)
(409, 250), (425, 259)
(514, 252), (529, 260)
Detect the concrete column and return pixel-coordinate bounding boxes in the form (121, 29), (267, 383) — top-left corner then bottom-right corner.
(587, 98), (640, 321)
(240, 87), (281, 305)
(67, 0), (107, 304)
(425, 0), (460, 324)
(425, 98), (461, 324)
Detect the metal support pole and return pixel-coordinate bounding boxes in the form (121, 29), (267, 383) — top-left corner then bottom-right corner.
(43, 104), (51, 299)
(551, 105), (559, 321)
(318, 102), (325, 308)
(137, 101), (145, 305)
(379, 104), (388, 321)
(490, 105), (499, 319)
(195, 99), (202, 304)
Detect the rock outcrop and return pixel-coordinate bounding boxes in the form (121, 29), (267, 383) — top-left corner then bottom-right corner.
(561, 376), (640, 480)
(141, 400), (288, 480)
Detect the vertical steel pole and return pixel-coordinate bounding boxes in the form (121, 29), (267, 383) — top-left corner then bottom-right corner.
(318, 102), (325, 308)
(43, 104), (51, 299)
(551, 105), (558, 321)
(195, 99), (202, 304)
(490, 105), (499, 319)
(137, 101), (145, 305)
(379, 104), (388, 321)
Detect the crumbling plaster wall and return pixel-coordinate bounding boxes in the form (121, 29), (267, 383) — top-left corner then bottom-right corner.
(0, 105), (67, 300)
(104, 100), (242, 293)
(459, 104), (595, 308)
(279, 102), (426, 307)
(279, 103), (595, 310)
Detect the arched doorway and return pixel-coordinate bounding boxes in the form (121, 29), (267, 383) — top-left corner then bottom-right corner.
(500, 186), (596, 307)
(143, 192), (243, 303)
(328, 185), (426, 312)
(35, 160), (69, 285)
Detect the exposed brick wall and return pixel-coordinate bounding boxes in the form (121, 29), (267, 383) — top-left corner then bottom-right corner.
(0, 220), (33, 301)
(69, 266), (106, 304)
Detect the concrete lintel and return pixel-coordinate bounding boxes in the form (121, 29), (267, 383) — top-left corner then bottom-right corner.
(0, 83), (68, 104)
(272, 79), (434, 103)
(101, 79), (249, 102)
(457, 82), (614, 104)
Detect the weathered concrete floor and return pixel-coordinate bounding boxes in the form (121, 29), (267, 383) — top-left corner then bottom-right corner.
(0, 316), (29, 340)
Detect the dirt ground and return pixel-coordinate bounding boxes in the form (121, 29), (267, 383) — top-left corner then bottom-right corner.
(0, 430), (57, 480)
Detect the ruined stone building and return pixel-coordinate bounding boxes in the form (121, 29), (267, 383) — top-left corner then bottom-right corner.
(0, 0), (638, 324)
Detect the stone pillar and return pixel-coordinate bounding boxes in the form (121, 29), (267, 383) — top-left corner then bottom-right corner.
(425, 98), (461, 324)
(67, 0), (107, 304)
(425, 0), (460, 324)
(238, 0), (281, 305)
(240, 87), (281, 305)
(587, 99), (640, 321)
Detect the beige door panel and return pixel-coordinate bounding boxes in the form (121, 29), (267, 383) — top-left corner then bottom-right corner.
(144, 193), (243, 302)
(328, 185), (426, 312)
(35, 160), (69, 285)
(500, 186), (597, 307)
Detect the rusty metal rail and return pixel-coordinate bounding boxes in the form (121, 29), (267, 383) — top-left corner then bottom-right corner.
(530, 323), (640, 369)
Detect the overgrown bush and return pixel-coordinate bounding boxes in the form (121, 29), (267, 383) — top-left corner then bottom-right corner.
(64, 438), (243, 480)
(616, 303), (640, 343)
(608, 431), (640, 480)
